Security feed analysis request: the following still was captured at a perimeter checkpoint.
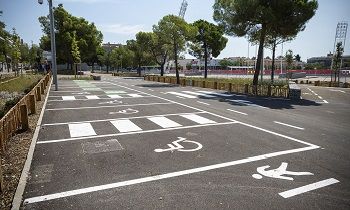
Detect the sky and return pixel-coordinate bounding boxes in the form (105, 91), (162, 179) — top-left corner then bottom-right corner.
(1, 0), (350, 61)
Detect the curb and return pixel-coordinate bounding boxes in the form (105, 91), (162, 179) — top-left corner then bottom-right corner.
(11, 78), (53, 210)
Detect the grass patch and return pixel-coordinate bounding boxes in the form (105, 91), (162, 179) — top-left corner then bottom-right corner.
(0, 74), (43, 93)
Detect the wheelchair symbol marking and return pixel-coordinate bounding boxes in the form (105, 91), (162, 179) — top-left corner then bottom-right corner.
(154, 137), (202, 153)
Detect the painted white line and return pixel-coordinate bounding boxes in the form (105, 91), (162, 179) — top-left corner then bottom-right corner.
(148, 116), (182, 128)
(62, 96), (76, 101)
(274, 121), (304, 130)
(45, 102), (173, 111)
(180, 114), (216, 124)
(318, 96), (323, 99)
(182, 91), (216, 98)
(176, 96), (185, 99)
(38, 122), (236, 144)
(110, 119), (142, 132)
(107, 94), (122, 98)
(86, 95), (100, 100)
(227, 99), (267, 109)
(197, 101), (210, 106)
(330, 89), (345, 93)
(24, 144), (319, 204)
(168, 91), (197, 98)
(104, 91), (127, 94)
(11, 78), (52, 210)
(279, 178), (339, 198)
(42, 112), (204, 126)
(198, 90), (233, 97)
(323, 100), (329, 104)
(48, 96), (153, 102)
(68, 123), (97, 138)
(128, 93), (143, 98)
(227, 109), (248, 116)
(148, 89), (154, 91)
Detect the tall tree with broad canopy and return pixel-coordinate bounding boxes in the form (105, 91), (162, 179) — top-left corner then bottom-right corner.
(153, 15), (195, 84)
(126, 36), (154, 76)
(190, 20), (227, 78)
(213, 0), (318, 86)
(110, 45), (134, 71)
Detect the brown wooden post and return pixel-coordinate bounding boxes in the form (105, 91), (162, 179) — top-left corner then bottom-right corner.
(192, 80), (195, 87)
(202, 81), (205, 88)
(36, 86), (42, 101)
(29, 94), (36, 115)
(214, 82), (218, 89)
(244, 84), (249, 94)
(20, 104), (29, 131)
(40, 82), (45, 94)
(0, 120), (5, 152)
(228, 83), (232, 93)
(0, 158), (3, 193)
(267, 85), (272, 97)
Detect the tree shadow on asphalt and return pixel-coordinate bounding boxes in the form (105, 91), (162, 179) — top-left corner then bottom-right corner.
(196, 93), (322, 110)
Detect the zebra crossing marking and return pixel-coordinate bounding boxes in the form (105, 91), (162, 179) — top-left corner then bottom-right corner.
(68, 123), (97, 138)
(128, 94), (143, 98)
(148, 116), (182, 128)
(86, 95), (100, 99)
(167, 92), (197, 98)
(180, 114), (217, 124)
(182, 91), (216, 98)
(111, 119), (142, 132)
(107, 94), (123, 99)
(62, 96), (76, 101)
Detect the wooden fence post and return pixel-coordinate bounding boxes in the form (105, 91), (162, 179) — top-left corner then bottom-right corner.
(214, 82), (218, 89)
(228, 83), (232, 92)
(36, 86), (42, 101)
(20, 104), (29, 131)
(244, 84), (249, 94)
(0, 120), (5, 152)
(29, 94), (36, 115)
(268, 85), (272, 97)
(202, 81), (206, 88)
(40, 82), (45, 94)
(0, 158), (3, 193)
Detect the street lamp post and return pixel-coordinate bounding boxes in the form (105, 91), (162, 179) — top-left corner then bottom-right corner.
(39, 0), (58, 90)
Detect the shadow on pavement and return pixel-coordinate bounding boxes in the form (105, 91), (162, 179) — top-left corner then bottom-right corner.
(136, 84), (178, 88)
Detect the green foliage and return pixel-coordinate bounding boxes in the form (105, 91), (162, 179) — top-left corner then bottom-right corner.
(0, 75), (43, 93)
(219, 59), (236, 68)
(285, 49), (293, 69)
(110, 45), (134, 69)
(213, 0), (318, 85)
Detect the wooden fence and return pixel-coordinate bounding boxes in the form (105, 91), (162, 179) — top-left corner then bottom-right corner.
(0, 73), (51, 192)
(144, 75), (289, 98)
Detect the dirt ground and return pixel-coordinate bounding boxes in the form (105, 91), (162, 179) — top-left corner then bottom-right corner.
(0, 95), (46, 210)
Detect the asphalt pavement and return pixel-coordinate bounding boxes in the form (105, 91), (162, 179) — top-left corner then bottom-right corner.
(19, 75), (350, 209)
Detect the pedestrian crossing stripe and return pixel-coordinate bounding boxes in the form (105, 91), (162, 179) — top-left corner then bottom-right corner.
(62, 96), (76, 101)
(60, 94), (147, 100)
(66, 114), (219, 138)
(167, 91), (235, 98)
(107, 95), (123, 99)
(182, 91), (216, 98)
(167, 92), (197, 98)
(86, 95), (100, 99)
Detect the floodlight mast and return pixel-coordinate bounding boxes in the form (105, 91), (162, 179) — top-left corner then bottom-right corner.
(331, 21), (348, 82)
(179, 0), (188, 19)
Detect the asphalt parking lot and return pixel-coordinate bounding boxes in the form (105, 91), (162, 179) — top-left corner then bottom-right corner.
(20, 76), (350, 209)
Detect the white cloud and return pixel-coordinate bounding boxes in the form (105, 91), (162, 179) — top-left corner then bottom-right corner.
(98, 23), (147, 35)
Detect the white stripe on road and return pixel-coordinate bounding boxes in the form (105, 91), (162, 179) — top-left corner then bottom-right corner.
(86, 95), (100, 99)
(107, 94), (122, 98)
(323, 100), (329, 104)
(318, 96), (323, 99)
(68, 123), (96, 138)
(148, 116), (182, 128)
(198, 90), (233, 97)
(180, 114), (216, 124)
(128, 94), (143, 98)
(197, 101), (210, 106)
(177, 96), (185, 99)
(279, 178), (339, 198)
(330, 89), (345, 93)
(227, 99), (267, 109)
(182, 91), (216, 98)
(110, 119), (142, 132)
(274, 121), (304, 130)
(62, 96), (76, 101)
(227, 109), (248, 115)
(168, 92), (197, 98)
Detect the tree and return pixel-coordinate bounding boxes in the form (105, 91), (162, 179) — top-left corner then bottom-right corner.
(213, 0), (318, 85)
(11, 28), (21, 76)
(219, 59), (235, 69)
(71, 32), (81, 78)
(153, 15), (195, 84)
(98, 45), (112, 73)
(285, 49), (293, 79)
(126, 37), (153, 76)
(110, 45), (134, 71)
(190, 20), (227, 78)
(295, 54), (301, 62)
(0, 21), (11, 72)
(332, 42), (343, 83)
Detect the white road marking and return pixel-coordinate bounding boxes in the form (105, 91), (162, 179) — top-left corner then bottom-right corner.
(274, 121), (304, 130)
(279, 178), (340, 198)
(227, 99), (267, 109)
(62, 96), (76, 101)
(180, 114), (216, 124)
(168, 92), (197, 98)
(107, 94), (123, 98)
(104, 91), (127, 94)
(68, 123), (96, 138)
(177, 96), (185, 99)
(148, 116), (182, 128)
(148, 89), (154, 91)
(318, 96), (323, 99)
(197, 101), (210, 106)
(198, 90), (233, 97)
(323, 100), (329, 104)
(182, 91), (216, 98)
(86, 95), (100, 100)
(227, 109), (248, 115)
(128, 93), (143, 98)
(329, 89), (345, 93)
(42, 112), (205, 126)
(38, 122), (236, 144)
(110, 119), (142, 132)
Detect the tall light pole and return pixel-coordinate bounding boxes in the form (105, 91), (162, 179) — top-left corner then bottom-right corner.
(39, 0), (58, 90)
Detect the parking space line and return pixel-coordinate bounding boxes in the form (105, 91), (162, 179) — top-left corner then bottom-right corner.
(37, 122), (237, 144)
(68, 123), (97, 138)
(279, 178), (339, 198)
(197, 101), (210, 106)
(148, 116), (182, 128)
(45, 102), (173, 111)
(42, 112), (205, 126)
(227, 109), (248, 115)
(111, 119), (142, 132)
(274, 121), (304, 130)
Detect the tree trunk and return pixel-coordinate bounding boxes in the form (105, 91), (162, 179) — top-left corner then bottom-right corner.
(253, 24), (267, 86)
(174, 42), (180, 84)
(204, 41), (208, 79)
(271, 40), (276, 83)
